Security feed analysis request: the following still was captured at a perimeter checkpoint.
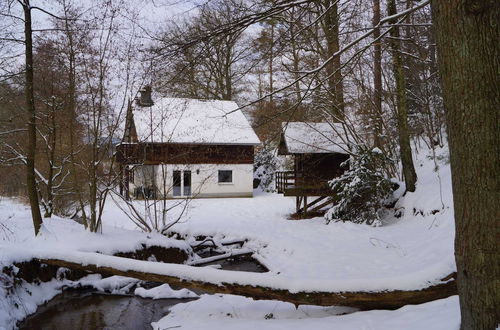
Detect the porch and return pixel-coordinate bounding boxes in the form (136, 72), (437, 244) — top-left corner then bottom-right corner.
(275, 170), (337, 218)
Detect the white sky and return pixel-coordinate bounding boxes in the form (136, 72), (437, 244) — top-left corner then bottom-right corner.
(0, 0), (203, 66)
(0, 0), (205, 110)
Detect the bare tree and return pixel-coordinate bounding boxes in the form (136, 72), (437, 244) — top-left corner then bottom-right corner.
(156, 1), (257, 101)
(387, 0), (417, 192)
(48, 0), (139, 232)
(33, 40), (74, 217)
(20, 0), (43, 235)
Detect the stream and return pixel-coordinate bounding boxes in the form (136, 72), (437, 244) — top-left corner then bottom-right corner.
(18, 256), (267, 330)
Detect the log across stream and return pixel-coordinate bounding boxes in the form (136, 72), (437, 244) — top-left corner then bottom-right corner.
(10, 241), (457, 329)
(21, 246), (457, 311)
(38, 254), (457, 310)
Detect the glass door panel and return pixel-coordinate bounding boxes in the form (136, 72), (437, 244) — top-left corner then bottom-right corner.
(183, 171), (191, 196)
(173, 170), (181, 196)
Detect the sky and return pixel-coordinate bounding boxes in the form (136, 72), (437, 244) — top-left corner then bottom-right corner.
(0, 0), (203, 75)
(0, 0), (208, 117)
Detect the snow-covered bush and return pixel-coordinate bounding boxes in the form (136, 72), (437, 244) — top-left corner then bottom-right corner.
(325, 146), (394, 226)
(253, 144), (280, 191)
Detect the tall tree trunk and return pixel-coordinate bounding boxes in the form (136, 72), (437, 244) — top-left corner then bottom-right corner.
(289, 7), (302, 103)
(321, 0), (344, 121)
(224, 40), (233, 100)
(268, 22), (274, 104)
(387, 0), (418, 192)
(372, 0), (383, 148)
(22, 1), (43, 235)
(61, 3), (88, 228)
(431, 1), (499, 329)
(44, 107), (56, 218)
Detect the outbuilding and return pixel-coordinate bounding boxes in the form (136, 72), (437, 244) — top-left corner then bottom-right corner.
(276, 122), (351, 217)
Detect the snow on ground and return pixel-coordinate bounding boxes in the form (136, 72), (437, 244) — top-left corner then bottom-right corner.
(0, 201), (191, 265)
(134, 284), (197, 299)
(153, 294), (460, 330)
(102, 146), (456, 292)
(0, 198), (192, 328)
(78, 275), (140, 294)
(0, 146), (459, 329)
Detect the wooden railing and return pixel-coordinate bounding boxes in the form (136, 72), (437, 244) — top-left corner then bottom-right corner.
(275, 171), (295, 193)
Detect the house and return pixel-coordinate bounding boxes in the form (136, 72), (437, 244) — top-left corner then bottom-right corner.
(116, 86), (260, 199)
(276, 122), (351, 217)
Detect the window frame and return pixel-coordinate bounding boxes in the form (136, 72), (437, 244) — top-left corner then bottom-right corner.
(218, 170), (233, 184)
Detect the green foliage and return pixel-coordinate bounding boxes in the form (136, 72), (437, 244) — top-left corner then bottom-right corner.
(325, 146), (394, 226)
(254, 144), (279, 191)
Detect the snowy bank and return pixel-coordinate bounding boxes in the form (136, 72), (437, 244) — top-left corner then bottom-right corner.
(152, 294), (460, 330)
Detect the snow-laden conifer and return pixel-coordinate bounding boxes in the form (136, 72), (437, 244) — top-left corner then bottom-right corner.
(325, 146), (394, 226)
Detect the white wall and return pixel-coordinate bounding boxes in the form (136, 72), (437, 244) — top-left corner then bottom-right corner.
(131, 164), (254, 198)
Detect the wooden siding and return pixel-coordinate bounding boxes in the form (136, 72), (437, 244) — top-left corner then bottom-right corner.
(295, 153), (348, 185)
(116, 143), (254, 165)
(287, 153), (349, 193)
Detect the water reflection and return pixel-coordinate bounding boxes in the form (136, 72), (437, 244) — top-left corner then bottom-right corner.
(19, 290), (192, 330)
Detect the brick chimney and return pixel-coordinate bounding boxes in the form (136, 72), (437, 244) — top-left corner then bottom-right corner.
(136, 85), (154, 107)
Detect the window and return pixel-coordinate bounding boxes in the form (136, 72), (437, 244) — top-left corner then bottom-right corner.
(173, 170), (181, 196)
(218, 170), (232, 183)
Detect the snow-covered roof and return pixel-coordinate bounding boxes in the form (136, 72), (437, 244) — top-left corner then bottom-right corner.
(132, 98), (260, 145)
(281, 122), (350, 154)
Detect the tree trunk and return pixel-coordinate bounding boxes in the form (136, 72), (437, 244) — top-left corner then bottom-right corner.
(44, 103), (56, 218)
(431, 1), (500, 329)
(62, 6), (88, 228)
(321, 0), (344, 121)
(289, 7), (302, 102)
(22, 1), (43, 235)
(387, 0), (418, 192)
(268, 22), (274, 104)
(372, 0), (383, 148)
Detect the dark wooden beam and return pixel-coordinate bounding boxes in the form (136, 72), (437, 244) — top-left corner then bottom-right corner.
(305, 196), (328, 210)
(284, 188), (335, 196)
(310, 198), (335, 213)
(116, 143), (255, 165)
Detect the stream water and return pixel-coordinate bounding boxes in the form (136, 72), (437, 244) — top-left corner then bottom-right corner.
(18, 256), (267, 330)
(19, 290), (190, 330)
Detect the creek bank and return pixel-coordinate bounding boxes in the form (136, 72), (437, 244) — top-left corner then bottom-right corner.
(16, 253), (267, 330)
(9, 238), (267, 329)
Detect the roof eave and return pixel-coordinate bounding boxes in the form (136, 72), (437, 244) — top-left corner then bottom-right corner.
(136, 141), (261, 146)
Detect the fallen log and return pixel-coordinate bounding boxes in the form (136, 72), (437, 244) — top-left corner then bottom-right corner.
(188, 248), (254, 267)
(191, 238), (216, 251)
(221, 239), (246, 247)
(30, 250), (457, 310)
(191, 238), (246, 251)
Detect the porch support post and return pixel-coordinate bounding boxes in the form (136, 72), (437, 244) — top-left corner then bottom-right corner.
(303, 196), (308, 218)
(124, 165), (130, 201)
(119, 163), (123, 196)
(296, 196), (304, 215)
